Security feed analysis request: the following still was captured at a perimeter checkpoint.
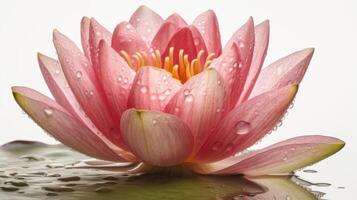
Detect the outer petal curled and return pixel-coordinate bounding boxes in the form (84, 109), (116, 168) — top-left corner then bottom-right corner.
(191, 135), (344, 176)
(194, 84), (298, 162)
(12, 86), (136, 162)
(250, 48), (314, 98)
(121, 109), (193, 167)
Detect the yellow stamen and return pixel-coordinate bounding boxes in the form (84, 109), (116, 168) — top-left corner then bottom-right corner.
(119, 47), (215, 83)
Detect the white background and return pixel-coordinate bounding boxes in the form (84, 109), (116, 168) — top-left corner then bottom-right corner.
(0, 0), (356, 198)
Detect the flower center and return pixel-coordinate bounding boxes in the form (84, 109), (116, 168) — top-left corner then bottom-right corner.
(119, 47), (215, 83)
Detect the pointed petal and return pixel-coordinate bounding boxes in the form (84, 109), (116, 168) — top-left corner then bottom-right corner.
(129, 5), (163, 44)
(194, 84), (298, 162)
(38, 53), (101, 131)
(88, 18), (112, 78)
(191, 135), (344, 176)
(128, 66), (181, 111)
(80, 17), (91, 61)
(166, 13), (187, 27)
(12, 86), (136, 162)
(193, 10), (222, 56)
(162, 26), (208, 65)
(212, 43), (246, 109)
(53, 30), (125, 148)
(250, 48), (314, 98)
(223, 17), (255, 107)
(238, 20), (270, 104)
(151, 21), (181, 53)
(165, 68), (229, 156)
(99, 41), (135, 119)
(111, 21), (149, 57)
(121, 109), (193, 166)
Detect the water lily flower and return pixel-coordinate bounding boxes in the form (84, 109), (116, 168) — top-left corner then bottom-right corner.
(12, 6), (344, 176)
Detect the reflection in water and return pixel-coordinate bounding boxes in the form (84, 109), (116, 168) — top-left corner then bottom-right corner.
(0, 141), (333, 199)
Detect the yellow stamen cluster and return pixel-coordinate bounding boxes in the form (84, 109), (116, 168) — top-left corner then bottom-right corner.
(119, 47), (215, 83)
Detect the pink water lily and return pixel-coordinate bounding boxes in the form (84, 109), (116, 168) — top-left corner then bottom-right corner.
(12, 6), (344, 176)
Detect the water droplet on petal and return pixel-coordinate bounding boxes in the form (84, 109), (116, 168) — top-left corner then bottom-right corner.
(140, 86), (148, 94)
(183, 89), (190, 96)
(152, 119), (157, 125)
(164, 89), (171, 96)
(235, 121), (251, 135)
(75, 71), (82, 79)
(43, 108), (53, 116)
(194, 38), (200, 46)
(54, 69), (60, 74)
(185, 94), (194, 102)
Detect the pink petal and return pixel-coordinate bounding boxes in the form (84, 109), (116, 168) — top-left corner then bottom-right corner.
(194, 84), (298, 162)
(192, 10), (222, 56)
(98, 41), (135, 119)
(38, 53), (100, 131)
(250, 48), (314, 98)
(162, 26), (208, 65)
(88, 18), (112, 78)
(53, 30), (126, 149)
(80, 17), (91, 61)
(237, 20), (270, 104)
(151, 21), (181, 53)
(191, 135), (344, 176)
(12, 86), (136, 162)
(121, 109), (193, 166)
(127, 66), (181, 111)
(164, 68), (229, 156)
(129, 5), (163, 45)
(212, 43), (246, 109)
(223, 17), (255, 107)
(166, 13), (188, 27)
(111, 21), (149, 58)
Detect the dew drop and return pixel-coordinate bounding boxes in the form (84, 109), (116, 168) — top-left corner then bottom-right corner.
(183, 89), (190, 96)
(174, 107), (180, 113)
(233, 62), (238, 68)
(140, 86), (148, 94)
(235, 121), (251, 135)
(75, 71), (82, 79)
(43, 108), (53, 116)
(185, 94), (194, 102)
(164, 89), (171, 96)
(152, 119), (157, 125)
(54, 69), (60, 74)
(194, 38), (200, 46)
(150, 94), (157, 100)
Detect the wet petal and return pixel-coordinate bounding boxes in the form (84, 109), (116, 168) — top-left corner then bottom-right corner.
(12, 86), (136, 162)
(121, 109), (193, 166)
(88, 18), (112, 78)
(212, 43), (245, 109)
(128, 66), (181, 111)
(223, 17), (255, 107)
(238, 20), (270, 104)
(194, 85), (298, 162)
(53, 30), (125, 148)
(166, 13), (187, 27)
(80, 17), (91, 61)
(193, 10), (222, 56)
(111, 21), (149, 58)
(151, 21), (181, 53)
(129, 5), (163, 44)
(250, 48), (314, 98)
(191, 135), (344, 176)
(99, 41), (135, 119)
(165, 68), (229, 156)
